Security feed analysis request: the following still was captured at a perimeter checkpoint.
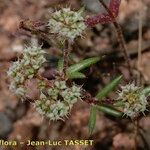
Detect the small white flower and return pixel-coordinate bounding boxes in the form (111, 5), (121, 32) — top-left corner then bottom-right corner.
(48, 7), (86, 40)
(47, 88), (59, 100)
(117, 83), (148, 117)
(54, 81), (67, 89)
(15, 87), (26, 97)
(48, 101), (69, 121)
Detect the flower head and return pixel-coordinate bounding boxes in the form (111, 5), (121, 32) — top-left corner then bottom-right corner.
(7, 45), (46, 97)
(35, 99), (69, 121)
(35, 80), (81, 121)
(117, 83), (148, 117)
(48, 7), (86, 40)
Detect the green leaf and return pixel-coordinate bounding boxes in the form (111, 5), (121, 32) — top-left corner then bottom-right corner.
(57, 58), (64, 71)
(96, 105), (123, 117)
(67, 57), (101, 75)
(113, 101), (125, 107)
(142, 87), (150, 97)
(96, 75), (122, 100)
(88, 106), (97, 135)
(68, 72), (86, 79)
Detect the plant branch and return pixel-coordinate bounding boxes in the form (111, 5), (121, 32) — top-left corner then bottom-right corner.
(36, 74), (54, 87)
(133, 120), (139, 150)
(81, 89), (98, 105)
(99, 0), (133, 76)
(19, 19), (53, 45)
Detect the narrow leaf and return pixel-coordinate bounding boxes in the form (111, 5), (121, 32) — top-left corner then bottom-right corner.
(67, 57), (100, 74)
(142, 87), (150, 97)
(113, 101), (125, 107)
(68, 72), (86, 79)
(96, 105), (122, 117)
(96, 75), (122, 100)
(88, 106), (97, 135)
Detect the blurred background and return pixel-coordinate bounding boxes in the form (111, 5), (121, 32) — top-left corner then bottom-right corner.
(0, 0), (150, 149)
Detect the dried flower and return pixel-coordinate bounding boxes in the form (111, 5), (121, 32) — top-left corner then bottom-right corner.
(48, 7), (86, 40)
(117, 83), (148, 117)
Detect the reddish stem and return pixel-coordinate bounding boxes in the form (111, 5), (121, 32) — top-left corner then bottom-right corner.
(85, 0), (121, 27)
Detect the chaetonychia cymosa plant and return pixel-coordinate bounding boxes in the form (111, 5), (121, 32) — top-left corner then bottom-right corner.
(8, 0), (150, 135)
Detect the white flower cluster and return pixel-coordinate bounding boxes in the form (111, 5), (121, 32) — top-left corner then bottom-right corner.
(117, 83), (148, 117)
(7, 45), (46, 97)
(48, 8), (86, 40)
(35, 80), (81, 121)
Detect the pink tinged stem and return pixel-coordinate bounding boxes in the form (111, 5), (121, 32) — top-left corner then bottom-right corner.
(109, 0), (121, 17)
(85, 0), (121, 27)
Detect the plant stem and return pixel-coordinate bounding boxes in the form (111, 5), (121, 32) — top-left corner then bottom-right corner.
(62, 40), (71, 79)
(36, 74), (53, 87)
(137, 10), (143, 70)
(99, 0), (132, 76)
(19, 20), (53, 45)
(133, 120), (138, 150)
(137, 9), (143, 85)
